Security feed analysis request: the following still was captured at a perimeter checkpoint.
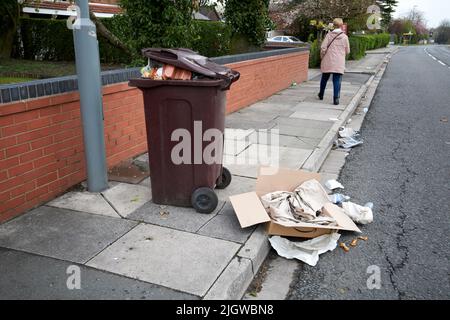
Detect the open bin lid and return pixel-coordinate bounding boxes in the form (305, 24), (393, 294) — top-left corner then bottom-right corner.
(141, 48), (240, 90)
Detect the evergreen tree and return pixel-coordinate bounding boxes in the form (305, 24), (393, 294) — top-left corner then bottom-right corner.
(377, 0), (399, 28)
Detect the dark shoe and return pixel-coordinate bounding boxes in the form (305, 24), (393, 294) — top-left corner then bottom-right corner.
(318, 93), (324, 100)
(334, 97), (340, 105)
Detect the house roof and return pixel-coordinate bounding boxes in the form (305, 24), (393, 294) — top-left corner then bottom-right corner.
(199, 6), (221, 21)
(22, 0), (122, 16)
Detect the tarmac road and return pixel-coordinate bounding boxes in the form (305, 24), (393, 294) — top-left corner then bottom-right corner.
(288, 45), (450, 300)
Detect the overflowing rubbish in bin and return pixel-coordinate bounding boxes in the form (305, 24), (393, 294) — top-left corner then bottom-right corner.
(129, 48), (240, 214)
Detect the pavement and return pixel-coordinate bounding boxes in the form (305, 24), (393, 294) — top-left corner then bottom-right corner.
(0, 46), (398, 300)
(287, 45), (450, 300)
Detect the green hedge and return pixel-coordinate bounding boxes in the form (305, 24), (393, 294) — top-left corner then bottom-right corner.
(308, 39), (320, 68)
(191, 21), (231, 57)
(309, 33), (390, 67)
(13, 18), (234, 63)
(348, 34), (390, 60)
(14, 17), (130, 63)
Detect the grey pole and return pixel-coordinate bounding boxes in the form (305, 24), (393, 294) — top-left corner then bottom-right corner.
(72, 0), (108, 192)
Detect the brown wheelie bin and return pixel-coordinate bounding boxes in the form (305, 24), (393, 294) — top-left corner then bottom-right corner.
(129, 48), (240, 214)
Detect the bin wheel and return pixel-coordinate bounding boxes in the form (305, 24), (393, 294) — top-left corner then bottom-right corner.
(191, 187), (219, 214)
(216, 167), (232, 190)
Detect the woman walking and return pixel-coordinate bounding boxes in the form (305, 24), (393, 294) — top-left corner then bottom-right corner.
(318, 18), (350, 105)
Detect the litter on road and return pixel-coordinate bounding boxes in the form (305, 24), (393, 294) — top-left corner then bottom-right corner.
(342, 201), (374, 225)
(329, 193), (351, 205)
(339, 242), (350, 253)
(325, 179), (345, 190)
(261, 179), (337, 226)
(269, 233), (341, 266)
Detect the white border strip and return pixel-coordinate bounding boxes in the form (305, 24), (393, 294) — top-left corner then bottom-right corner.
(23, 7), (115, 18)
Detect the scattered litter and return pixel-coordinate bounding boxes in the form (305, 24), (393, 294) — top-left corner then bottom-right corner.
(441, 117), (448, 123)
(338, 127), (358, 138)
(291, 82), (297, 87)
(325, 179), (345, 190)
(446, 141), (450, 145)
(269, 233), (341, 266)
(329, 118), (340, 121)
(350, 238), (359, 247)
(364, 202), (374, 210)
(337, 136), (364, 149)
(261, 179), (336, 226)
(363, 108), (369, 113)
(342, 202), (373, 225)
(339, 242), (350, 253)
(347, 118), (352, 124)
(336, 127), (363, 149)
(230, 168), (361, 240)
(130, 196), (140, 203)
(358, 236), (369, 241)
(329, 193), (351, 204)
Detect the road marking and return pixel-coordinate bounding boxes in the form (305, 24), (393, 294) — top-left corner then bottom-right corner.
(424, 47), (449, 68)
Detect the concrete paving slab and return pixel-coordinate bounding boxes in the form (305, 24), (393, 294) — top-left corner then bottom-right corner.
(197, 212), (255, 244)
(101, 183), (152, 218)
(218, 201), (238, 216)
(46, 191), (119, 218)
(244, 254), (298, 300)
(311, 73), (371, 85)
(139, 177), (151, 187)
(227, 108), (280, 123)
(273, 117), (333, 139)
(224, 143), (312, 179)
(238, 225), (271, 274)
(291, 101), (345, 111)
(245, 102), (296, 117)
(236, 143), (312, 169)
(86, 224), (240, 297)
(224, 139), (251, 156)
(0, 248), (198, 300)
(225, 117), (277, 130)
(320, 150), (349, 170)
(290, 107), (342, 122)
(224, 129), (254, 156)
(221, 162), (260, 179)
(135, 153), (149, 163)
(127, 201), (224, 233)
(0, 206), (137, 264)
(204, 257), (253, 300)
(248, 131), (319, 149)
(215, 175), (256, 202)
(263, 94), (305, 105)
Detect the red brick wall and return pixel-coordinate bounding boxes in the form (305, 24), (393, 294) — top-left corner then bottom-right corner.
(226, 51), (309, 113)
(0, 50), (309, 222)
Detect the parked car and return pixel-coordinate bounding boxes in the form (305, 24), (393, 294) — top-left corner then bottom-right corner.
(267, 36), (304, 44)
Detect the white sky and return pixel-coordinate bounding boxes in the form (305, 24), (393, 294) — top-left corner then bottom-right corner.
(394, 0), (450, 28)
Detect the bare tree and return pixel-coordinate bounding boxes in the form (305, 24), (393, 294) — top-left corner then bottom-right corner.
(270, 0), (373, 31)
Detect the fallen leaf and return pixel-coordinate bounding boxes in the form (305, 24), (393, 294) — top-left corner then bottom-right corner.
(339, 242), (350, 252)
(159, 211), (170, 217)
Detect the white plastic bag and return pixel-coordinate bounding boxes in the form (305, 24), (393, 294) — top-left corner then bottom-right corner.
(342, 202), (373, 225)
(269, 233), (341, 266)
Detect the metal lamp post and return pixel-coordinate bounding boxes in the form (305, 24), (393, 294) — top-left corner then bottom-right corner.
(72, 0), (108, 192)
